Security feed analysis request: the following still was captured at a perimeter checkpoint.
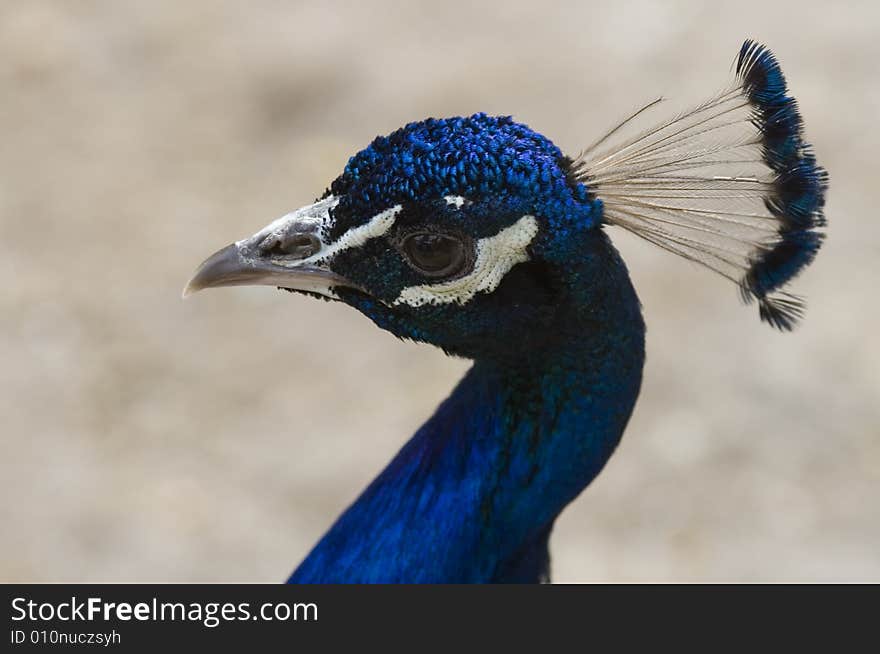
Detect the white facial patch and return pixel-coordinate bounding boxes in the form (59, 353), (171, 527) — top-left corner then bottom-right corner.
(308, 205), (401, 265)
(444, 195), (467, 209)
(394, 215), (539, 308)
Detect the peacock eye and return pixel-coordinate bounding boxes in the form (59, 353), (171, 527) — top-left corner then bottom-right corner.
(401, 232), (468, 278)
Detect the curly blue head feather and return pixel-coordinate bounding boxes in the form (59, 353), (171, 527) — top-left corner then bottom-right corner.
(326, 113), (601, 238)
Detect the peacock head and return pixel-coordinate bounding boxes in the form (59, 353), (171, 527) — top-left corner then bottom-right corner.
(186, 42), (829, 352)
(185, 114), (610, 360)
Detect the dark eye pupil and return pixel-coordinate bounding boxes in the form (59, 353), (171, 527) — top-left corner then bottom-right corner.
(404, 233), (465, 276)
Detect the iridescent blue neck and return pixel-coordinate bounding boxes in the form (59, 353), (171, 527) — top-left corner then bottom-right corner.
(289, 236), (645, 583)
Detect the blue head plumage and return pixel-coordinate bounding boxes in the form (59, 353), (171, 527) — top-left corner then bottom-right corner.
(327, 113), (599, 229)
(296, 113), (615, 361)
(323, 113), (605, 285)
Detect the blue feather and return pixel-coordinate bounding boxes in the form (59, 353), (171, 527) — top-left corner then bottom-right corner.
(736, 40), (828, 329)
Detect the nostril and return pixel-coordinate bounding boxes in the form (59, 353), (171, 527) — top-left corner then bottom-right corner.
(260, 233), (321, 259)
(284, 234), (321, 258)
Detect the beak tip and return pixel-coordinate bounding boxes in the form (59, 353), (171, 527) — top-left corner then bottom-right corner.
(184, 236), (355, 299)
(181, 282), (197, 299)
(182, 243), (242, 299)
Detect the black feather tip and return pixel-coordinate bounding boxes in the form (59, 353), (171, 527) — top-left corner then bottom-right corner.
(735, 40), (828, 330)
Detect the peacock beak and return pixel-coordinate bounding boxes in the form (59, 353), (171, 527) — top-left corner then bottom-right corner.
(183, 196), (362, 299)
(183, 242), (358, 298)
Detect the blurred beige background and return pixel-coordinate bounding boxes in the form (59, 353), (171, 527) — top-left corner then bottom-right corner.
(1, 0), (877, 582)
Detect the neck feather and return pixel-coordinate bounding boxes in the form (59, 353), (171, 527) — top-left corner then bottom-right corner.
(289, 237), (645, 583)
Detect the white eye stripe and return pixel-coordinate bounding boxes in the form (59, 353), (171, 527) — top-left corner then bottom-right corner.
(444, 195), (467, 208)
(394, 215), (539, 307)
(309, 204), (402, 265)
(242, 198), (402, 267)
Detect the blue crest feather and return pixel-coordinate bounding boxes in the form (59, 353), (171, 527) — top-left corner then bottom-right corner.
(573, 40), (828, 330)
(736, 40), (828, 329)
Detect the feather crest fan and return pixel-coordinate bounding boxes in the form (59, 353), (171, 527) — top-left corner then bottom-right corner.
(573, 40), (828, 330)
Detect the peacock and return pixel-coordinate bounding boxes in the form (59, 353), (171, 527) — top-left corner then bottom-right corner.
(185, 41), (827, 583)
